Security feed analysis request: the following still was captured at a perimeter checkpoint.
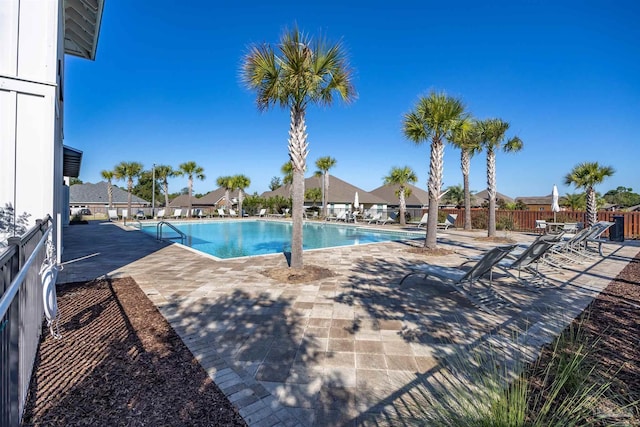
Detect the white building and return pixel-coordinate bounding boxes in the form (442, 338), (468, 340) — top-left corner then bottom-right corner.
(1, 0), (104, 260)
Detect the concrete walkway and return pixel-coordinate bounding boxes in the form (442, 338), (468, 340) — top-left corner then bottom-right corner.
(58, 220), (639, 426)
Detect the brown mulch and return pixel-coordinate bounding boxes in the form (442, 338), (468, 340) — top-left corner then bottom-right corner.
(21, 277), (246, 427)
(525, 249), (640, 424)
(262, 264), (335, 283)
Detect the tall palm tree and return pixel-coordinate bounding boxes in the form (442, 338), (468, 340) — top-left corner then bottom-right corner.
(216, 176), (234, 212)
(233, 174), (251, 216)
(477, 118), (523, 237)
(564, 162), (614, 226)
(383, 166), (417, 226)
(315, 156), (337, 218)
(442, 184), (465, 208)
(100, 170), (115, 208)
(114, 161), (144, 219)
(449, 118), (482, 230)
(177, 161), (205, 217)
(242, 27), (355, 269)
(154, 165), (175, 208)
(403, 91), (467, 249)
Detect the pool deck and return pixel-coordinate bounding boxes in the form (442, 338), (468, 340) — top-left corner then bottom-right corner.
(57, 219), (639, 426)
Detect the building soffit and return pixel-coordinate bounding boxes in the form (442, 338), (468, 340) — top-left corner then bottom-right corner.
(64, 0), (104, 60)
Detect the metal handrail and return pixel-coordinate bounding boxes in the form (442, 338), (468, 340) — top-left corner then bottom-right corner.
(0, 227), (50, 321)
(156, 221), (186, 245)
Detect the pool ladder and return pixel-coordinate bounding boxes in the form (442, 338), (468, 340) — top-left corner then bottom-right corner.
(156, 221), (187, 245)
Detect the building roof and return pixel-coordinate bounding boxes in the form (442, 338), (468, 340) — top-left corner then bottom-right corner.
(64, 0), (104, 60)
(261, 175), (387, 205)
(515, 195), (553, 205)
(168, 188), (243, 207)
(70, 181), (149, 205)
(472, 189), (514, 206)
(369, 183), (429, 206)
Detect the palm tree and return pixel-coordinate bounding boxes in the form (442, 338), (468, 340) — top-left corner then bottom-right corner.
(442, 184), (465, 208)
(562, 193), (586, 211)
(114, 161), (144, 219)
(242, 27), (355, 269)
(176, 161), (205, 217)
(383, 166), (417, 226)
(100, 170), (115, 208)
(315, 156), (337, 218)
(154, 165), (175, 209)
(477, 118), (523, 237)
(305, 187), (322, 207)
(216, 176), (234, 212)
(233, 174), (251, 216)
(403, 91), (467, 249)
(281, 162), (294, 187)
(449, 118), (482, 230)
(564, 162), (614, 226)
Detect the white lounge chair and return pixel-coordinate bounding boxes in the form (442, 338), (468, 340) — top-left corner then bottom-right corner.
(172, 208), (182, 219)
(108, 209), (118, 221)
(367, 213), (381, 224)
(258, 208), (267, 217)
(229, 209), (239, 217)
(217, 208), (226, 218)
(399, 244), (518, 314)
(415, 213), (429, 228)
(327, 211), (347, 222)
(437, 213), (457, 230)
(377, 212), (397, 225)
(156, 209), (165, 219)
(534, 219), (547, 234)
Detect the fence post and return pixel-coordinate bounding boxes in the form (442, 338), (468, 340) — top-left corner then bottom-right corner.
(6, 236), (21, 427)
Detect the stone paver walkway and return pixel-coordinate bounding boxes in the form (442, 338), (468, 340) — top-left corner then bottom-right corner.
(58, 220), (639, 426)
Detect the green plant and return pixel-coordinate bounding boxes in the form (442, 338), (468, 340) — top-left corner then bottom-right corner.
(472, 211), (488, 230)
(496, 215), (516, 231)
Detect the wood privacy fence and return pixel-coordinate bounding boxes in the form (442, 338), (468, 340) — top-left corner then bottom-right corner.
(436, 209), (640, 239)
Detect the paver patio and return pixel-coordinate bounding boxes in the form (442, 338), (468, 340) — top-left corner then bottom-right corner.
(57, 220), (638, 426)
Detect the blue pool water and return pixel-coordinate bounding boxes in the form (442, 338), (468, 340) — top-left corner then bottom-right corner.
(140, 220), (420, 259)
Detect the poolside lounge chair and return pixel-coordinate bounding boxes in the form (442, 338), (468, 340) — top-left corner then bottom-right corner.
(229, 209), (239, 217)
(534, 220), (547, 234)
(156, 209), (165, 219)
(258, 208), (267, 217)
(367, 213), (381, 224)
(399, 244), (518, 314)
(217, 208), (226, 218)
(108, 209), (118, 221)
(437, 213), (457, 230)
(135, 210), (145, 220)
(377, 212), (397, 225)
(415, 213), (429, 228)
(172, 208), (182, 219)
(327, 211), (346, 222)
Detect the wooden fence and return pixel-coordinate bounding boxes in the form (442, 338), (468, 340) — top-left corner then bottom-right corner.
(436, 209), (640, 239)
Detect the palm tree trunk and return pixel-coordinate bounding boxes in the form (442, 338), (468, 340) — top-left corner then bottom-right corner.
(399, 185), (406, 226)
(324, 172), (329, 218)
(425, 139), (445, 248)
(586, 187), (597, 227)
(127, 179), (133, 220)
(225, 190), (230, 212)
(188, 177), (193, 218)
(107, 181), (113, 208)
(239, 189), (244, 216)
(288, 106), (308, 269)
(461, 150), (472, 230)
(163, 181), (169, 208)
(487, 148), (496, 237)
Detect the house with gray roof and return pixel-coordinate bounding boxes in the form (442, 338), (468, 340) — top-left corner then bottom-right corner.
(370, 183), (429, 207)
(472, 189), (514, 207)
(70, 181), (149, 215)
(261, 175), (388, 215)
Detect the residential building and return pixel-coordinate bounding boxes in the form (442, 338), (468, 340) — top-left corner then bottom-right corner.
(369, 183), (429, 209)
(69, 182), (150, 215)
(1, 0), (104, 261)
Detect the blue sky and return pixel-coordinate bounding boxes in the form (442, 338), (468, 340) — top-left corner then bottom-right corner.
(66, 0), (639, 200)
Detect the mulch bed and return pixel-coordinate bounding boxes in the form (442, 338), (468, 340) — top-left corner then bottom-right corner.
(21, 277), (246, 427)
(21, 249), (640, 425)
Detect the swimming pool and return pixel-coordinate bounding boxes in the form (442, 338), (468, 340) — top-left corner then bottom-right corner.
(140, 220), (421, 259)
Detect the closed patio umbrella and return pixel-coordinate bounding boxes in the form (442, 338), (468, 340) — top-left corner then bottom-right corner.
(551, 184), (560, 222)
(354, 192), (359, 211)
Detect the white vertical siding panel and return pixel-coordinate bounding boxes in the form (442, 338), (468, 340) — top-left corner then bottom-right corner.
(16, 0), (57, 83)
(0, 0), (20, 77)
(0, 89), (17, 208)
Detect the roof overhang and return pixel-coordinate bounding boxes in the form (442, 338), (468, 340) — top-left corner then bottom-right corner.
(64, 0), (104, 60)
(63, 145), (83, 178)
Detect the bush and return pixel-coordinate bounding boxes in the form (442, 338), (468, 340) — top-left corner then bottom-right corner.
(472, 211), (488, 229)
(496, 215), (516, 231)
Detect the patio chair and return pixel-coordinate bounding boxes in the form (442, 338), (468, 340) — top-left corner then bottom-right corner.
(258, 208), (267, 217)
(437, 213), (457, 230)
(534, 220), (547, 234)
(172, 208), (182, 219)
(367, 213), (381, 224)
(414, 213), (429, 228)
(108, 209), (118, 221)
(327, 211), (346, 222)
(494, 233), (563, 288)
(229, 209), (239, 217)
(377, 212), (397, 225)
(156, 209), (165, 219)
(135, 210), (146, 220)
(399, 244), (518, 314)
(543, 223), (612, 266)
(217, 208), (226, 218)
